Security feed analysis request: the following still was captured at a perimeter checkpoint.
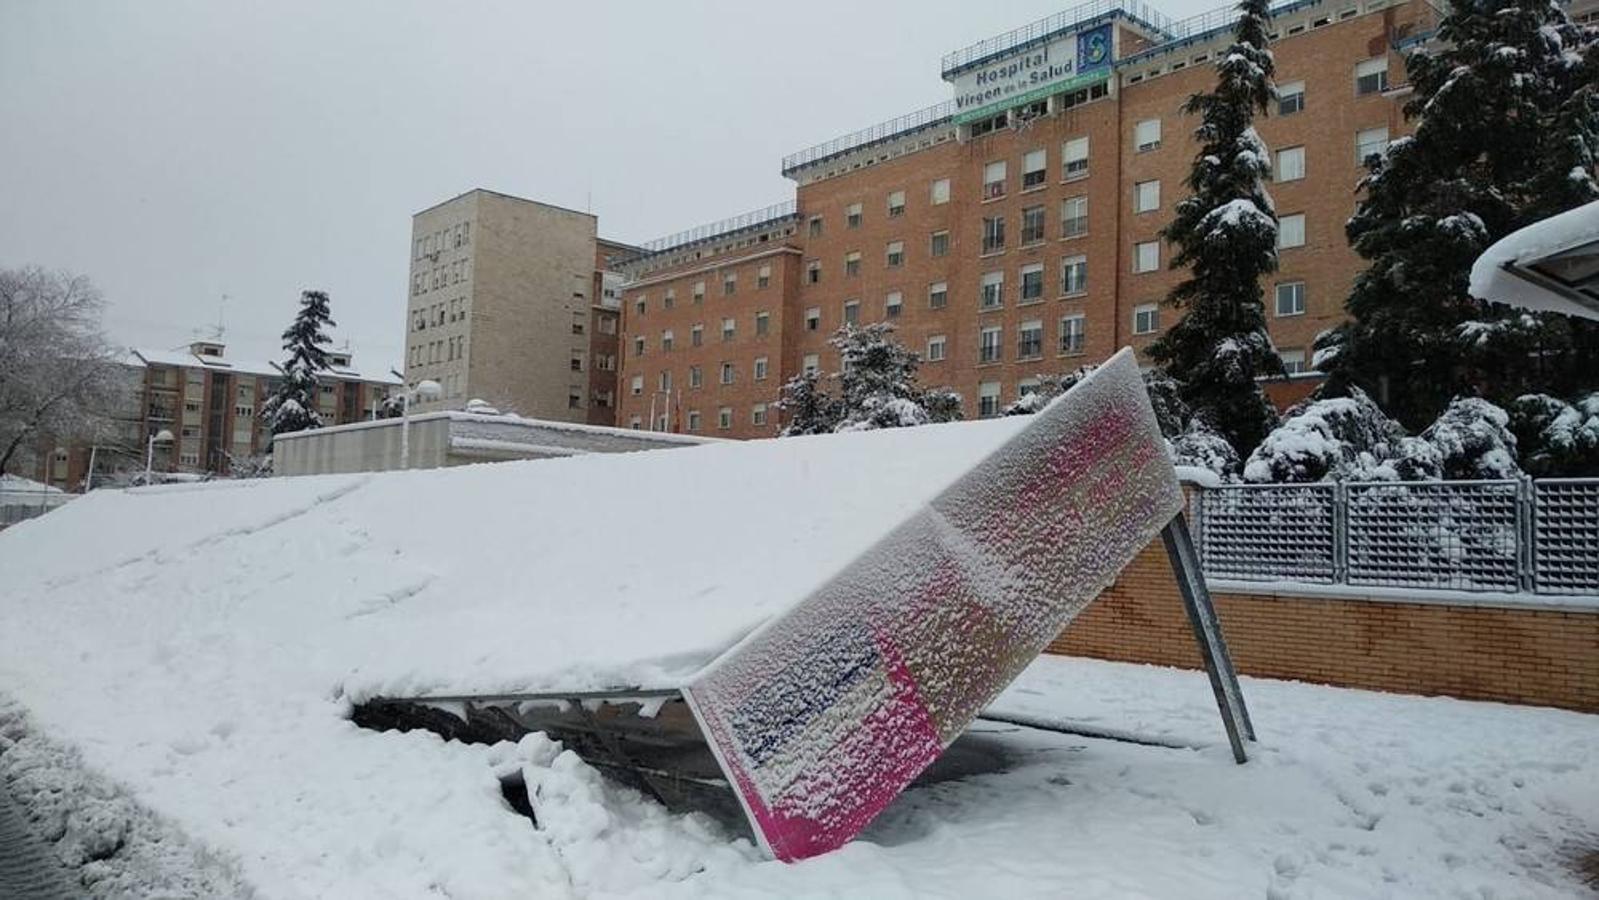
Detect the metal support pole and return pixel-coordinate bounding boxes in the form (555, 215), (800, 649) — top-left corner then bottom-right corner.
(1161, 512), (1255, 763)
(399, 393), (411, 470)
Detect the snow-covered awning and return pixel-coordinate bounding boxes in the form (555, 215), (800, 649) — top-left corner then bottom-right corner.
(1469, 200), (1599, 320)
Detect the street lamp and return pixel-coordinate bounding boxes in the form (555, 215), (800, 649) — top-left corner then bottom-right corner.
(144, 429), (174, 484)
(398, 380), (443, 470)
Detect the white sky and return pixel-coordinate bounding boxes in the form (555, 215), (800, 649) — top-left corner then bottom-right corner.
(0, 0), (1223, 373)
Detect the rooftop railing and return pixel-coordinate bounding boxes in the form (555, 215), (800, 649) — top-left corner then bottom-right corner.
(941, 0), (1178, 75)
(781, 100), (957, 176)
(636, 200), (799, 256)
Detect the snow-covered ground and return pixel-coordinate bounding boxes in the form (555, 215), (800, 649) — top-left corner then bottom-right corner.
(0, 421), (1595, 897)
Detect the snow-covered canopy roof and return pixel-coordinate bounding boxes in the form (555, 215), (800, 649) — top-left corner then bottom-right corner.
(1470, 200), (1599, 320)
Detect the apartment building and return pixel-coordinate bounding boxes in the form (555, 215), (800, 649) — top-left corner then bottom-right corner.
(615, 0), (1437, 437)
(404, 189), (633, 425)
(26, 339), (399, 489)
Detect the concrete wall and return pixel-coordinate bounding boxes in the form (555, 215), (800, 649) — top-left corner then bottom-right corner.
(274, 417), (450, 476)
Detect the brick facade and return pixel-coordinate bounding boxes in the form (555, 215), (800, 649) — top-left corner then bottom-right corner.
(1050, 530), (1599, 713)
(614, 0), (1438, 434)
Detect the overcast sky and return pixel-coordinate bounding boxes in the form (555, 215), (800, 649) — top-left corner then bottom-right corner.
(1, 0), (1221, 373)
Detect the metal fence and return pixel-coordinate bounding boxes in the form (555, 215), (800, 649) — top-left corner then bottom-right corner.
(1195, 479), (1599, 596)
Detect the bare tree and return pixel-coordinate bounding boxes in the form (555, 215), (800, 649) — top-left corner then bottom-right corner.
(0, 266), (121, 475)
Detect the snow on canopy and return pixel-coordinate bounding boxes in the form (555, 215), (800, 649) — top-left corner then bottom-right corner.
(1470, 198), (1599, 320)
(0, 406), (1063, 893)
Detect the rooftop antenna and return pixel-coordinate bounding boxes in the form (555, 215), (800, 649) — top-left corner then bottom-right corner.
(208, 294), (228, 342)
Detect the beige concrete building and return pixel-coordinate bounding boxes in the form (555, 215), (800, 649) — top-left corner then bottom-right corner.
(404, 189), (633, 424)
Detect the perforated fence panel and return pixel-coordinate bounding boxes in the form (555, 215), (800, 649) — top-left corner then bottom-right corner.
(1344, 481), (1522, 592)
(1533, 479), (1599, 595)
(1197, 485), (1336, 583)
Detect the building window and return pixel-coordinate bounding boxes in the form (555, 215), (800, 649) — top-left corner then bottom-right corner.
(983, 160), (1007, 199)
(1062, 196), (1089, 238)
(757, 265), (771, 289)
(1020, 263), (1045, 302)
(803, 353), (820, 376)
(1021, 206), (1046, 245)
(1276, 281), (1307, 316)
(1280, 347), (1307, 375)
(885, 291), (903, 318)
(807, 260), (822, 284)
(720, 362), (735, 384)
(572, 316), (585, 335)
(1355, 126), (1389, 165)
(845, 251), (862, 277)
(721, 317), (736, 341)
(567, 392), (583, 409)
(1022, 149), (1047, 189)
(691, 324), (704, 347)
(980, 325), (1003, 364)
(1279, 213), (1306, 249)
(635, 298), (646, 316)
(630, 375), (643, 395)
(1062, 136), (1089, 179)
(1133, 303), (1160, 335)
(843, 299), (860, 325)
(686, 410), (701, 431)
(659, 370), (672, 392)
(630, 416), (642, 429)
(664, 290), (675, 310)
(693, 281), (706, 302)
(1135, 118), (1162, 152)
(755, 311), (770, 336)
(1278, 80), (1305, 115)
(718, 407), (732, 430)
(806, 307), (821, 330)
(887, 190), (906, 218)
(982, 216), (1006, 254)
(599, 314), (617, 335)
(809, 216), (824, 237)
(886, 241), (904, 268)
(1060, 314), (1085, 355)
(1276, 146), (1306, 182)
(754, 356), (769, 380)
(1061, 255), (1088, 295)
(980, 271), (1004, 310)
(929, 281), (948, 309)
(927, 334), (947, 361)
(846, 202), (863, 228)
(979, 381), (1002, 418)
(1355, 57), (1389, 95)
(1018, 320), (1044, 360)
(571, 355), (584, 372)
(634, 336), (646, 356)
(931, 178), (951, 205)
(723, 273), (737, 296)
(662, 329), (674, 351)
(1134, 180), (1161, 213)
(1134, 240), (1161, 273)
(690, 365), (703, 388)
(930, 230), (950, 258)
(752, 403), (768, 426)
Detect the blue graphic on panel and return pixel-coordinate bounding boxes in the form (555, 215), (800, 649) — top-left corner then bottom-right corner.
(1078, 24), (1112, 70)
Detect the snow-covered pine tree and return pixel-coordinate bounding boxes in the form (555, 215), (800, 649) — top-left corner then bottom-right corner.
(260, 290), (336, 438)
(1148, 0), (1284, 459)
(1320, 0), (1599, 428)
(830, 323), (960, 431)
(777, 370), (841, 436)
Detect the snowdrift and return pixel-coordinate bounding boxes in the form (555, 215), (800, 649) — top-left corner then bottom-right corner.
(0, 348), (1181, 885)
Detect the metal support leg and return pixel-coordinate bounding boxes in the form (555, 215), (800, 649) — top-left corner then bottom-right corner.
(1161, 512), (1255, 763)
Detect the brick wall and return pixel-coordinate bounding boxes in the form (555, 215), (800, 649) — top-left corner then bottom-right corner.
(1050, 536), (1599, 713)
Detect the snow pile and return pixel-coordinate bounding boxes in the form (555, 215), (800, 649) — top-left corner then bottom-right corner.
(0, 698), (253, 897)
